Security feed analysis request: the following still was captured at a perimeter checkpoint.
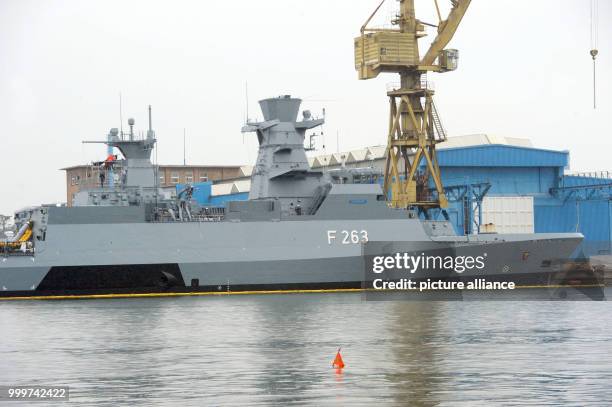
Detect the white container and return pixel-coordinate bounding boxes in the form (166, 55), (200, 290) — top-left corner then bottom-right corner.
(480, 196), (534, 234)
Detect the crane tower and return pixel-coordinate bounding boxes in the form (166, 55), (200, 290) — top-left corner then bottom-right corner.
(355, 0), (471, 209)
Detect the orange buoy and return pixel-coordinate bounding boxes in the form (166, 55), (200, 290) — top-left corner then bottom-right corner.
(332, 348), (345, 369)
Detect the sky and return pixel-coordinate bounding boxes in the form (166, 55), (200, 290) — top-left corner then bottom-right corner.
(0, 0), (610, 214)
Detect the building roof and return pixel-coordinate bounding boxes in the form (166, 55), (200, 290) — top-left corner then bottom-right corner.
(239, 165), (254, 177)
(435, 144), (569, 168)
(231, 179), (251, 193)
(211, 183), (234, 196)
(328, 153), (346, 166)
(346, 148), (369, 163)
(307, 135), (534, 169)
(312, 154), (333, 168)
(367, 145), (387, 160)
(438, 134), (532, 149)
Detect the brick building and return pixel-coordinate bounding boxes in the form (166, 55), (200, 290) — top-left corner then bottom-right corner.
(62, 164), (243, 206)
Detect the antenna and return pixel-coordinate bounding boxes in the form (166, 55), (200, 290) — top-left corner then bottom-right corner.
(336, 130), (340, 154)
(128, 118), (135, 141)
(119, 92), (124, 139)
(148, 105), (152, 132)
(320, 108), (326, 155)
(590, 0), (599, 109)
(245, 81), (249, 123)
(154, 126), (159, 217)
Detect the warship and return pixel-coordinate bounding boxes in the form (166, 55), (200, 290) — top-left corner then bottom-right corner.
(0, 96), (587, 299)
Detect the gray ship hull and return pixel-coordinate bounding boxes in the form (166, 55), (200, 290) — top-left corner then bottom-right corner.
(0, 213), (586, 299)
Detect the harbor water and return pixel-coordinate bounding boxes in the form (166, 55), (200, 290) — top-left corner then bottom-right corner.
(1, 291), (611, 406)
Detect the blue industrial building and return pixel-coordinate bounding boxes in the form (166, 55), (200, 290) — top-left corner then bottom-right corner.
(433, 144), (612, 256)
(210, 192), (248, 206)
(179, 141), (611, 257)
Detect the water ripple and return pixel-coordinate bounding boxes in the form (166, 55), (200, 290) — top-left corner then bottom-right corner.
(1, 292), (611, 405)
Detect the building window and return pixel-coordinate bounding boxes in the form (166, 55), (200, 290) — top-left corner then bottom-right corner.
(171, 172), (179, 184)
(71, 176), (76, 185)
(159, 173), (165, 185)
(185, 171), (193, 183)
(199, 173), (208, 182)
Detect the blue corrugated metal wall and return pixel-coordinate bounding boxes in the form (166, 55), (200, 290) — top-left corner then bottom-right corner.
(209, 192), (249, 206)
(439, 167), (559, 195)
(535, 199), (611, 256)
(561, 175), (609, 187)
(176, 183), (248, 207)
(433, 146), (610, 255)
(436, 145), (569, 168)
(432, 146), (568, 235)
(534, 174), (612, 255)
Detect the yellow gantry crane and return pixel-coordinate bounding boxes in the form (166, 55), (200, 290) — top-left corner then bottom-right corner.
(355, 0), (471, 209)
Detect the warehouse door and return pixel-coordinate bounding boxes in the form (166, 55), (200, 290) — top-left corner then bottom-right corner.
(481, 196), (534, 234)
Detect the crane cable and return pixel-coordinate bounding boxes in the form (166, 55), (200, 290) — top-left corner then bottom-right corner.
(590, 0), (598, 109)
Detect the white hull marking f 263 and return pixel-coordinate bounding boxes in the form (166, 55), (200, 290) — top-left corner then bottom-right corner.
(327, 230), (368, 245)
